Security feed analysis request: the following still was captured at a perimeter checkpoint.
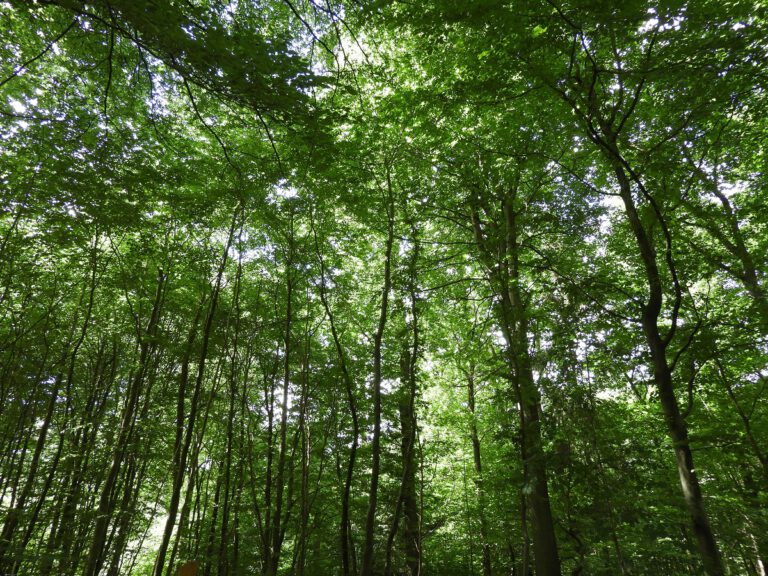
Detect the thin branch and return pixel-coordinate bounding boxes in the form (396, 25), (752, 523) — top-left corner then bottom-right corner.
(182, 77), (242, 180)
(0, 18), (78, 90)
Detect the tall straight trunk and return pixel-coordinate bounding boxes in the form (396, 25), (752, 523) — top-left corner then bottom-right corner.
(173, 357), (227, 574)
(503, 199), (561, 576)
(232, 345), (255, 576)
(154, 206), (240, 576)
(261, 360), (278, 572)
(384, 224), (421, 576)
(106, 457), (148, 576)
(52, 237), (107, 574)
(470, 193), (561, 576)
(610, 158), (724, 576)
(203, 468), (223, 576)
(219, 245), (244, 576)
(360, 174), (396, 576)
(0, 372), (63, 572)
(313, 210), (359, 576)
(265, 220), (295, 576)
(154, 300), (203, 576)
(466, 365), (492, 576)
(84, 269), (165, 576)
(107, 342), (165, 576)
(402, 223), (422, 576)
(388, 339), (420, 576)
(0, 337), (51, 506)
(296, 328), (312, 576)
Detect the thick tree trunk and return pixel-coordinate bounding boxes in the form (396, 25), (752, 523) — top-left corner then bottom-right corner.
(612, 161), (725, 576)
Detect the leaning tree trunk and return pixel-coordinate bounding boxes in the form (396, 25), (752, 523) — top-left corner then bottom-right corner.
(609, 154), (724, 576)
(153, 206), (240, 576)
(84, 269), (165, 576)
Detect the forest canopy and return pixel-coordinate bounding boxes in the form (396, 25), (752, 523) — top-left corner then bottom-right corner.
(1, 1), (767, 575)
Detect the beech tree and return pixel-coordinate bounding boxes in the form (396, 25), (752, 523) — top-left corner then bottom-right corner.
(2, 1), (767, 575)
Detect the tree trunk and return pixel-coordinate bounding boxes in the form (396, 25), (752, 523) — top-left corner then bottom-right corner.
(265, 223), (295, 576)
(611, 159), (725, 576)
(466, 365), (492, 576)
(470, 191), (561, 576)
(313, 211), (360, 576)
(361, 172), (396, 576)
(84, 269), (165, 576)
(154, 206), (240, 576)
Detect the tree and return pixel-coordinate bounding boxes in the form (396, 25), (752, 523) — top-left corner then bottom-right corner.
(2, 1), (768, 575)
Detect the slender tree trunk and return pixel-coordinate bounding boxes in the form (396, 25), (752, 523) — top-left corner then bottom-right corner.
(84, 269), (165, 576)
(154, 206), (240, 576)
(296, 328), (312, 576)
(402, 225), (422, 576)
(361, 174), (396, 576)
(466, 365), (492, 576)
(0, 236), (99, 574)
(266, 221), (295, 576)
(203, 468), (223, 576)
(313, 209), (359, 576)
(219, 232), (245, 576)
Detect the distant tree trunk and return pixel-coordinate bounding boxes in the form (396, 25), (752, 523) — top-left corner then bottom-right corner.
(296, 328), (312, 576)
(219, 233), (245, 576)
(465, 364), (492, 576)
(402, 225), (422, 576)
(1, 235), (99, 575)
(203, 467), (223, 576)
(265, 214), (296, 576)
(84, 269), (166, 576)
